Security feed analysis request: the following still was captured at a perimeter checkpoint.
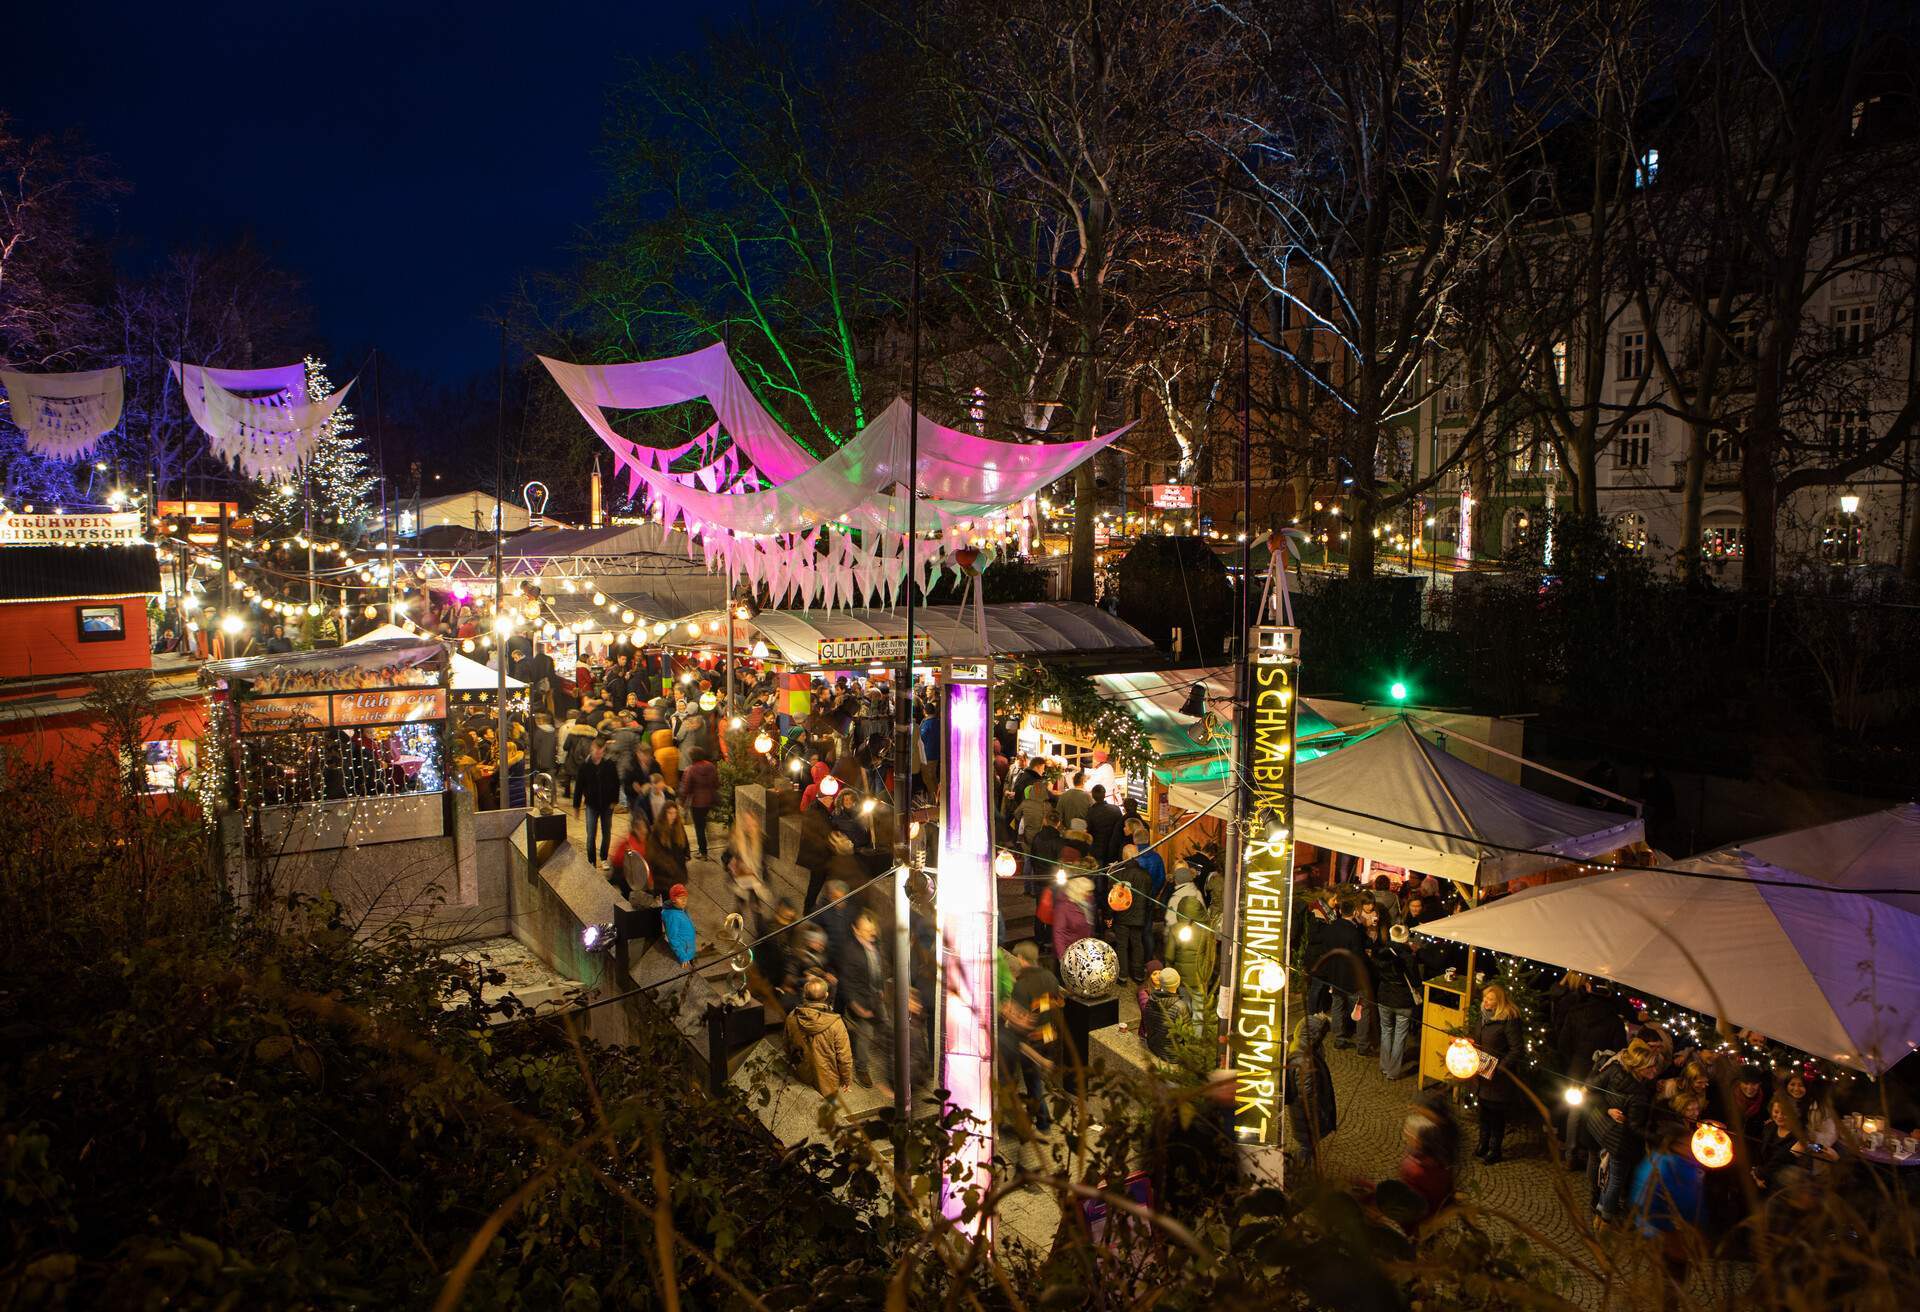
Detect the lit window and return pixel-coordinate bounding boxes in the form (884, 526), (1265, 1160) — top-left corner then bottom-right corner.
(1612, 511), (1648, 553)
(1821, 510), (1864, 565)
(1636, 148), (1660, 188)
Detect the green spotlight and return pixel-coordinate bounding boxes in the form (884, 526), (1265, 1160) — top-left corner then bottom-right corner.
(1388, 680), (1409, 703)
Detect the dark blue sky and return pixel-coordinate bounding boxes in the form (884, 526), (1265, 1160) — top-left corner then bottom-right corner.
(8, 1), (704, 386)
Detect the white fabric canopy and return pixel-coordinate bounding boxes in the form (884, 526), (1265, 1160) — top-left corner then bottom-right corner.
(1418, 845), (1920, 1073)
(1740, 804), (1920, 916)
(348, 623), (523, 691)
(171, 361), (353, 479)
(672, 602), (1155, 665)
(0, 367), (124, 458)
(1165, 717), (1644, 886)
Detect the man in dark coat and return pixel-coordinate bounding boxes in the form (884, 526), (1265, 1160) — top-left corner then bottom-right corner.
(1110, 845), (1153, 984)
(1084, 784), (1125, 866)
(1311, 895), (1369, 1047)
(569, 736), (624, 869)
(834, 909), (885, 1086)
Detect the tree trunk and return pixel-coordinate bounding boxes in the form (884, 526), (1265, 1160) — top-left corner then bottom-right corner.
(1068, 345), (1100, 603)
(1347, 496), (1378, 579)
(1678, 418), (1707, 583)
(1740, 424), (1779, 598)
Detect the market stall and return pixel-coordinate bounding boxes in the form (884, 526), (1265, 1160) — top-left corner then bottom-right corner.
(204, 638), (452, 854)
(1417, 822), (1920, 1073)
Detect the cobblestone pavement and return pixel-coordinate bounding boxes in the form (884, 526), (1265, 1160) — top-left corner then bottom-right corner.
(1315, 1042), (1749, 1310)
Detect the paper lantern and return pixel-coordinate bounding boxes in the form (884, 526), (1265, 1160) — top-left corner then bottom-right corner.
(753, 732), (774, 755)
(1246, 958), (1283, 994)
(993, 850), (1017, 878)
(818, 774), (841, 798)
(698, 691), (718, 711)
(1445, 1036), (1481, 1080)
(1692, 1122), (1734, 1169)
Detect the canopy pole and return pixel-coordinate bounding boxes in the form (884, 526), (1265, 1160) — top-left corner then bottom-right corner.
(891, 246), (922, 1196)
(494, 322), (509, 804)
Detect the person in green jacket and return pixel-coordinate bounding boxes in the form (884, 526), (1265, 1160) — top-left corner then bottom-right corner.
(1165, 866), (1217, 995)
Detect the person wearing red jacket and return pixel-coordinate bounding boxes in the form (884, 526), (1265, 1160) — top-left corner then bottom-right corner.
(680, 747), (721, 859)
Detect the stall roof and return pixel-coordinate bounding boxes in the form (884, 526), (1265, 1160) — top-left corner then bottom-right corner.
(1165, 716), (1643, 886)
(0, 545), (161, 602)
(204, 637), (445, 686)
(677, 602), (1159, 666)
(1093, 666), (1342, 766)
(347, 624), (523, 692)
(1418, 847), (1920, 1074)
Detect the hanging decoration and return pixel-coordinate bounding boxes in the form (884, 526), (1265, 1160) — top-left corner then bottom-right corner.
(540, 343), (1132, 611)
(171, 361), (355, 479)
(0, 366), (125, 459)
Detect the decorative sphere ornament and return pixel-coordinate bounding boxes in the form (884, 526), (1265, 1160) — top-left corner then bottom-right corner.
(1691, 1122), (1734, 1169)
(1059, 937), (1119, 1000)
(1445, 1036), (1482, 1080)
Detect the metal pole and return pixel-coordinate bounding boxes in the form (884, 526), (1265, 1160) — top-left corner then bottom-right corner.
(378, 350), (395, 619)
(892, 248), (923, 1175)
(218, 501), (232, 654)
(495, 323), (509, 803)
(1219, 298), (1254, 1056)
(304, 471), (316, 606)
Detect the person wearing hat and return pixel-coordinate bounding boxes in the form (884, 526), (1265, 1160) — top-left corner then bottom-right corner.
(784, 975), (856, 1098)
(661, 884), (697, 965)
(1053, 875), (1096, 962)
(1141, 966), (1195, 1061)
(1165, 866), (1216, 997)
(1058, 820), (1095, 869)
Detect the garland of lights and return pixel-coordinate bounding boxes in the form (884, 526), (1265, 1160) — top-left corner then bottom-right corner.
(995, 661), (1158, 779)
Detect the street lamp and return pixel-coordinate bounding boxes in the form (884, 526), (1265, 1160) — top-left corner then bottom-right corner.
(1839, 493), (1860, 515)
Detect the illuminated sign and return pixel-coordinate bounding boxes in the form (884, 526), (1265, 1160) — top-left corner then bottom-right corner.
(1229, 624), (1300, 1146)
(816, 634), (932, 665)
(1147, 483), (1195, 509)
(939, 659), (995, 1234)
(238, 688), (447, 734)
(0, 512), (142, 545)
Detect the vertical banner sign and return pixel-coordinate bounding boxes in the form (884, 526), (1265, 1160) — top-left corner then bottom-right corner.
(939, 659), (996, 1233)
(1229, 625), (1300, 1146)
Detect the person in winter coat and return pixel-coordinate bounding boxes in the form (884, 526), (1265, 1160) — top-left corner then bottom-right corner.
(1553, 973), (1631, 1084)
(799, 759), (832, 813)
(606, 820), (649, 899)
(661, 883), (697, 965)
(1109, 846), (1153, 983)
(1311, 895), (1370, 1046)
(1140, 966), (1196, 1062)
(679, 747), (720, 858)
(835, 910), (886, 1086)
(570, 737), (624, 869)
(1084, 785), (1125, 865)
(1027, 808), (1064, 895)
(650, 727), (681, 790)
(648, 801), (692, 893)
(797, 798), (838, 913)
(1052, 875), (1096, 961)
(1287, 1014), (1338, 1173)
(1165, 867), (1217, 995)
(1580, 1039), (1662, 1222)
(784, 976), (856, 1096)
(1013, 779), (1049, 842)
(1374, 925), (1421, 1079)
(1471, 982), (1527, 1163)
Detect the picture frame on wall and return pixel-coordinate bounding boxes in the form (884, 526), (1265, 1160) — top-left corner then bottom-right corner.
(76, 604), (125, 643)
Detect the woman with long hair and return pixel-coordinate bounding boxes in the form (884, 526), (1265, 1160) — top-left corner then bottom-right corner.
(1472, 983), (1526, 1164)
(648, 800), (692, 894)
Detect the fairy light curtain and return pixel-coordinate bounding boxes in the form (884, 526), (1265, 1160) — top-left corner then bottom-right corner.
(542, 346), (1132, 608)
(0, 366), (125, 459)
(171, 361), (355, 479)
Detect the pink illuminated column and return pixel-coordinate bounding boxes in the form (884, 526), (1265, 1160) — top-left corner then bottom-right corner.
(939, 659), (996, 1231)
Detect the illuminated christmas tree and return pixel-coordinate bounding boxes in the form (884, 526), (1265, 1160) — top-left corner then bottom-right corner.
(252, 356), (377, 540)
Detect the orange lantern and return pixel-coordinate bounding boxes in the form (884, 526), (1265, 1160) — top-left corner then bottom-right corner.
(1691, 1122), (1734, 1169)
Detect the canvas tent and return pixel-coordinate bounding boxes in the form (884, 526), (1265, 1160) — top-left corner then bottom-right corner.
(1088, 667), (1343, 788)
(669, 602), (1158, 668)
(1417, 834), (1920, 1073)
(348, 624), (523, 693)
(1165, 717), (1644, 887)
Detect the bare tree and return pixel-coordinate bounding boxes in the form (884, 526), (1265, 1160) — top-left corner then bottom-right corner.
(1217, 0), (1553, 579)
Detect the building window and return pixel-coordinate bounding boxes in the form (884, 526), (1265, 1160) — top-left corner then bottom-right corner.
(1615, 420), (1652, 469)
(1827, 407), (1873, 457)
(1504, 506), (1542, 555)
(1618, 331), (1647, 380)
(1726, 317), (1757, 360)
(1706, 422), (1742, 465)
(1836, 207), (1881, 259)
(1702, 522), (1744, 561)
(1612, 511), (1649, 553)
(1636, 148), (1660, 188)
(1821, 510), (1864, 564)
(1832, 303), (1876, 350)
(1550, 340), (1569, 387)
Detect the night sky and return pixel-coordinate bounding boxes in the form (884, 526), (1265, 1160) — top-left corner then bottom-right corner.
(8, 1), (704, 388)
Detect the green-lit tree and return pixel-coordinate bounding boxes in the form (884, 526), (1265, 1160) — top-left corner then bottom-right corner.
(252, 356), (376, 541)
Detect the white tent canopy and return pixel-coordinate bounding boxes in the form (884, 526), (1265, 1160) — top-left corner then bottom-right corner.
(348, 624), (523, 692)
(1166, 717), (1644, 887)
(1739, 803), (1920, 915)
(1417, 832), (1920, 1073)
(670, 602), (1156, 666)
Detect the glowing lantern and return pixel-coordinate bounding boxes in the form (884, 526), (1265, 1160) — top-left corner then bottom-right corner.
(686, 621), (701, 638)
(1692, 1122), (1734, 1169)
(753, 732), (775, 755)
(1563, 1086), (1585, 1107)
(1445, 1037), (1482, 1080)
(1246, 958), (1283, 994)
(698, 691), (718, 711)
(993, 850), (1017, 878)
(818, 774), (841, 799)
